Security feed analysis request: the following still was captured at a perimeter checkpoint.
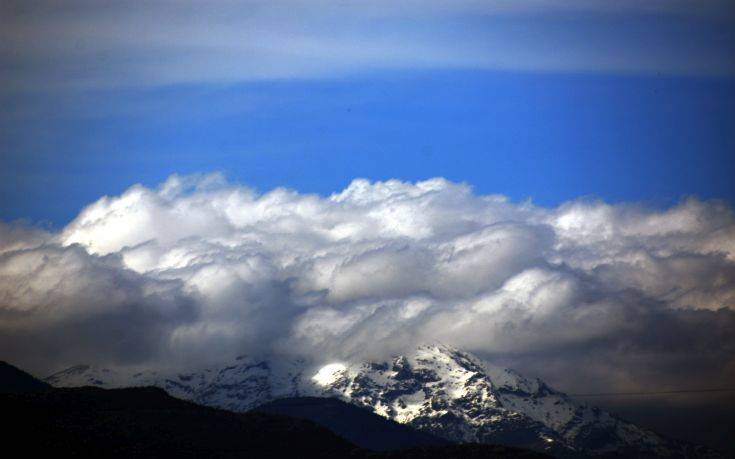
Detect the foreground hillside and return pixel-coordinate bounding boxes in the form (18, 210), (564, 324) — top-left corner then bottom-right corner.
(253, 396), (450, 451)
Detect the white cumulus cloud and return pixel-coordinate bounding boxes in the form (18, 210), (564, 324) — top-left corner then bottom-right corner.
(1, 174), (733, 394)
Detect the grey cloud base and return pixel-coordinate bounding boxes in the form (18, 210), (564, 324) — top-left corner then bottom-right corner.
(0, 174), (733, 397)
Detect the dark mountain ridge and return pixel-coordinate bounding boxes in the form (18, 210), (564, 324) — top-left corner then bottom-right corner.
(254, 396), (450, 451)
(0, 360), (52, 393)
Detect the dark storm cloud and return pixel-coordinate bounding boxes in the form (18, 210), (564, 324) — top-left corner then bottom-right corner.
(0, 239), (197, 374)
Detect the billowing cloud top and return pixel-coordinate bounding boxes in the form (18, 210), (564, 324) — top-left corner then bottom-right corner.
(1, 174), (734, 393)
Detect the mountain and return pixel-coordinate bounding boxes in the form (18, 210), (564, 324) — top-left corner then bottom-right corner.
(3, 361), (548, 458)
(254, 396), (450, 451)
(0, 360), (51, 393)
(46, 344), (721, 458)
(305, 345), (720, 458)
(45, 357), (304, 412)
(2, 374), (360, 457)
(4, 387), (361, 458)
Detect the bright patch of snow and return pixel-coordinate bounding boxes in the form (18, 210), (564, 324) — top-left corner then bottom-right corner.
(311, 363), (347, 386)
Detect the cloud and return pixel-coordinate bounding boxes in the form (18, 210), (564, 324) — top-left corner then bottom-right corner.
(0, 234), (197, 373)
(1, 174), (734, 396)
(1, 0), (733, 92)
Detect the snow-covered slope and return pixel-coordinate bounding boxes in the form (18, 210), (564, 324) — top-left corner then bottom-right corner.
(46, 345), (718, 457)
(46, 356), (303, 412)
(306, 345), (568, 455)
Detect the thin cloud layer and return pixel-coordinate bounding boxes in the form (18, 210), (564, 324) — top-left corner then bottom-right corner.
(2, 0), (734, 91)
(1, 174), (734, 394)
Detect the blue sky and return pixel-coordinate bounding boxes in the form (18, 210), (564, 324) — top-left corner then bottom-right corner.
(2, 3), (735, 451)
(1, 0), (734, 226)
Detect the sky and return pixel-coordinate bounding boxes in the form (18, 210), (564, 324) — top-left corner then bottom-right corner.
(1, 0), (734, 452)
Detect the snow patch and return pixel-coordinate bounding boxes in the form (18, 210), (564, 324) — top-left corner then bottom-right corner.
(312, 363), (347, 386)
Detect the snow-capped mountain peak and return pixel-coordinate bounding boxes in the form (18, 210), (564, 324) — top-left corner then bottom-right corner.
(45, 344), (718, 457)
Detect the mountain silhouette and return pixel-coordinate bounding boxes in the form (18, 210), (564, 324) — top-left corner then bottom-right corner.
(0, 361), (51, 393)
(254, 396), (450, 451)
